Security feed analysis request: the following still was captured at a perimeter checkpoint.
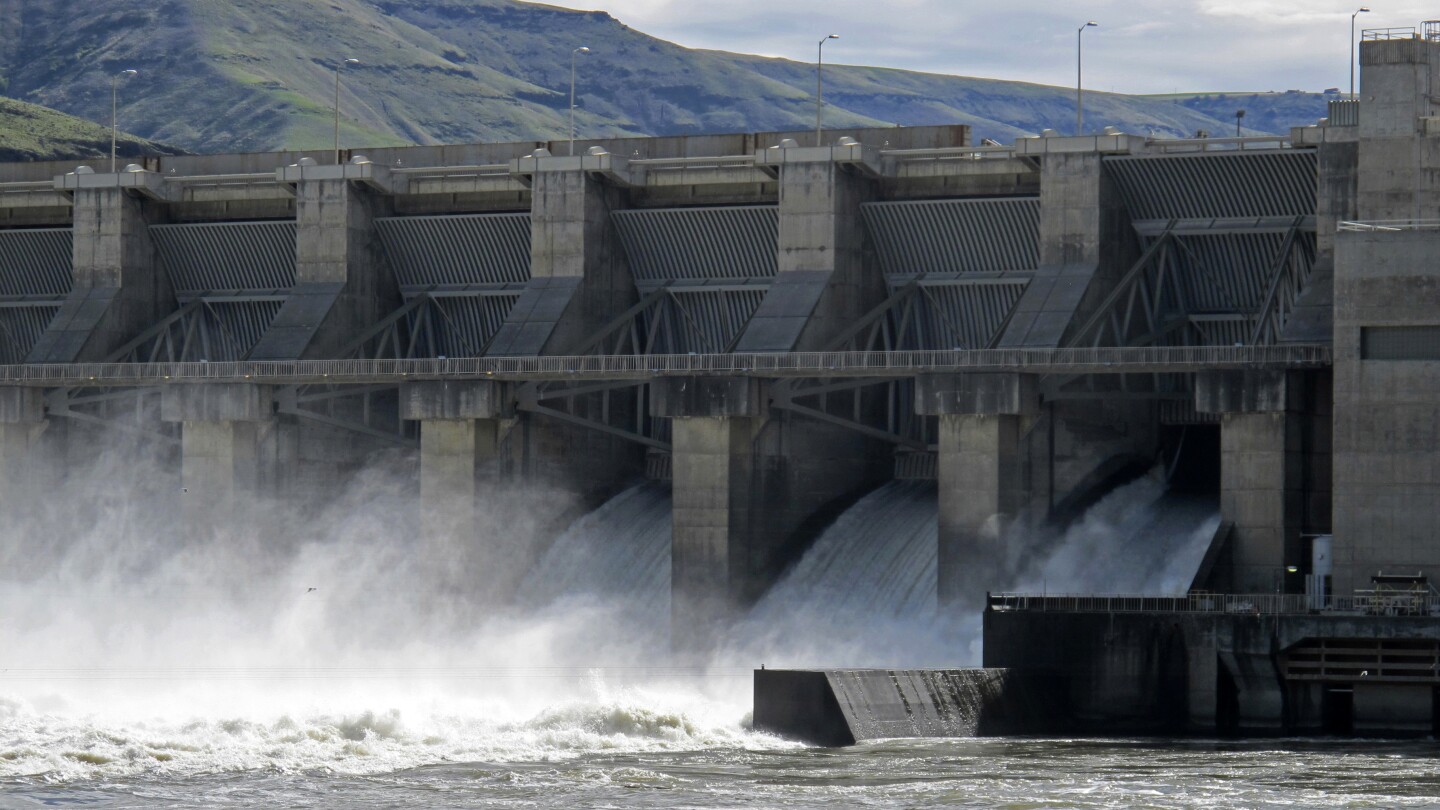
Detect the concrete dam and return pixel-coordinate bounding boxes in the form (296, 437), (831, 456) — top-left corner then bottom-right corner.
(8, 29), (1440, 740)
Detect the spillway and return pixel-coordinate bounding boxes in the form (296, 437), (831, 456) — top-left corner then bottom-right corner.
(752, 481), (940, 622)
(517, 481), (672, 618)
(516, 474), (1217, 665)
(1011, 475), (1220, 595)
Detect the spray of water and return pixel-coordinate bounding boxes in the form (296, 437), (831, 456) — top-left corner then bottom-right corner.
(3, 425), (1218, 782)
(0, 438), (773, 781)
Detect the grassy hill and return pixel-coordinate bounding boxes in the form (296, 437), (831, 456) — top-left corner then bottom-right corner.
(0, 95), (182, 161)
(0, 0), (1333, 155)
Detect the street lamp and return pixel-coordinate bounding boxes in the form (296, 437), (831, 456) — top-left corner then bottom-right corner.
(111, 69), (137, 174)
(1235, 109), (1246, 137)
(570, 46), (591, 156)
(1351, 7), (1370, 98)
(1077, 22), (1098, 136)
(817, 33), (839, 147)
(335, 58), (359, 164)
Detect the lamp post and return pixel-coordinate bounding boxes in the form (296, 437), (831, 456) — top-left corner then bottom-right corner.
(570, 46), (591, 156)
(1351, 7), (1370, 98)
(1235, 109), (1246, 137)
(817, 33), (839, 147)
(334, 58), (359, 164)
(1076, 22), (1098, 136)
(111, 69), (137, 174)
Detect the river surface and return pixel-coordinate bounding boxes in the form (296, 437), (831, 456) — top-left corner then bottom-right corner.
(4, 726), (1440, 809)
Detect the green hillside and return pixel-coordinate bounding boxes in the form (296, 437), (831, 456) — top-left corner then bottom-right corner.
(0, 0), (1332, 155)
(0, 95), (181, 161)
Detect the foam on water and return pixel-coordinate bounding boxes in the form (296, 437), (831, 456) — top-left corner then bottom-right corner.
(0, 688), (785, 781)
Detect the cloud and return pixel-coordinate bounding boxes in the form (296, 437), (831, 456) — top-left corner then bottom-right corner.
(537, 0), (1439, 93)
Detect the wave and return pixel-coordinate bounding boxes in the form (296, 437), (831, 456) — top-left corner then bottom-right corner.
(0, 689), (786, 781)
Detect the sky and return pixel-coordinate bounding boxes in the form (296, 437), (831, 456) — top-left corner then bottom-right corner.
(541, 0), (1436, 94)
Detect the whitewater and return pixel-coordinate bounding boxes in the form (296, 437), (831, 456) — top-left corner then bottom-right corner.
(0, 448), (1276, 806)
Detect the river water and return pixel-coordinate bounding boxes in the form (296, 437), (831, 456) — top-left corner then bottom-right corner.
(5, 726), (1440, 808)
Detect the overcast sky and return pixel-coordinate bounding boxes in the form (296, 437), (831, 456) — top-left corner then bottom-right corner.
(543, 0), (1435, 94)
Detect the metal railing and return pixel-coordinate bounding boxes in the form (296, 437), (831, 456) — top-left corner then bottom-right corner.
(1362, 27), (1416, 41)
(989, 592), (1440, 617)
(391, 163), (513, 180)
(882, 145), (1019, 162)
(631, 155), (759, 169)
(1146, 135), (1293, 153)
(0, 345), (1331, 388)
(1338, 220), (1440, 232)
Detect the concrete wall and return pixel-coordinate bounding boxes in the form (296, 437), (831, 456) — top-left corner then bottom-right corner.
(1357, 37), (1440, 220)
(985, 608), (1440, 736)
(753, 668), (1069, 746)
(1332, 229), (1440, 594)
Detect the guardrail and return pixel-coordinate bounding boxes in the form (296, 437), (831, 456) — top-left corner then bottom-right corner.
(1146, 135), (1294, 153)
(1339, 220), (1440, 232)
(881, 145), (1019, 162)
(989, 592), (1440, 617)
(0, 345), (1332, 388)
(1362, 27), (1416, 41)
(391, 163), (513, 180)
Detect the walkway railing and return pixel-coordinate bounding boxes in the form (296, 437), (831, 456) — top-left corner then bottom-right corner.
(989, 592), (1440, 617)
(1339, 220), (1440, 232)
(0, 345), (1332, 388)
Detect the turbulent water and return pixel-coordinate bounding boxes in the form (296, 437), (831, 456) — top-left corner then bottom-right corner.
(6, 737), (1440, 808)
(2, 450), (1241, 807)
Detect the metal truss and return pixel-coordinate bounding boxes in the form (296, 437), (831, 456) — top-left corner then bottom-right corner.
(470, 287), (675, 453)
(1249, 216), (1316, 345)
(1068, 216), (1314, 351)
(767, 281), (931, 451)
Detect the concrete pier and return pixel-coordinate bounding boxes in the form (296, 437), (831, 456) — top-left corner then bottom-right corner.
(400, 380), (512, 556)
(161, 384), (275, 525)
(653, 376), (767, 634)
(0, 387), (46, 508)
(918, 373), (1037, 605)
(1196, 370), (1305, 593)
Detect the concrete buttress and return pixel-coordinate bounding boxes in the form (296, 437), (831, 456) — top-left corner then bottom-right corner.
(250, 175), (397, 360)
(28, 185), (173, 363)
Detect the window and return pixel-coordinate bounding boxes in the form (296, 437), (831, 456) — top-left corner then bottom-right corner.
(1361, 326), (1440, 360)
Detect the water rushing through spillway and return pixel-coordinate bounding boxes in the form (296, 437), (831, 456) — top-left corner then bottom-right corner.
(519, 482), (673, 619)
(754, 481), (939, 620)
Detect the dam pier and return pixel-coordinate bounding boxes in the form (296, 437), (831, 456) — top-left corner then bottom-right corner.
(7, 26), (1440, 738)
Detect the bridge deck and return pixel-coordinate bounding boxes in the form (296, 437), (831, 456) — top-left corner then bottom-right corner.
(0, 345), (1331, 388)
